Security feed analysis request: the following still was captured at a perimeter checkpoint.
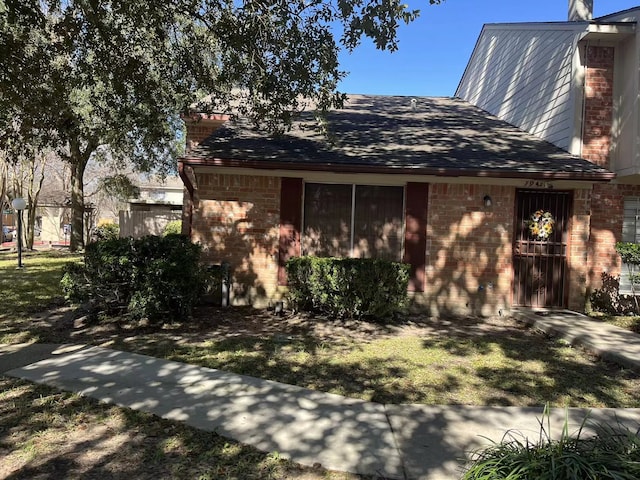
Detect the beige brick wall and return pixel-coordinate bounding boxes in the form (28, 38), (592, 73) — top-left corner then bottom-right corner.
(191, 172), (281, 306)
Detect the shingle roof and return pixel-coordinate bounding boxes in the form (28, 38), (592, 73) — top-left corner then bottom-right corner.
(183, 94), (614, 181)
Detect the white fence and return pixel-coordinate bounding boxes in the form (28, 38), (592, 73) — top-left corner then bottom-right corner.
(118, 210), (182, 238)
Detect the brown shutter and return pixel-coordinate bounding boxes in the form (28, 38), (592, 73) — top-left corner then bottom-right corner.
(278, 177), (303, 285)
(404, 183), (428, 292)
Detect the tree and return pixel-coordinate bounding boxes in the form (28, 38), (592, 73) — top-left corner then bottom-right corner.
(0, 0), (441, 251)
(11, 150), (48, 249)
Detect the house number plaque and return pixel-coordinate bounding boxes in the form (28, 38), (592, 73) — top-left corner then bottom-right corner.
(523, 180), (554, 189)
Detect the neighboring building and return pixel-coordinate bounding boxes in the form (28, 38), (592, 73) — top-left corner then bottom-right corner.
(179, 97), (613, 315)
(119, 177), (183, 238)
(456, 1), (640, 299)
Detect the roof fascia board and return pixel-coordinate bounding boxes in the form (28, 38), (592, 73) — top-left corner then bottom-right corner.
(185, 165), (608, 190)
(180, 157), (615, 183)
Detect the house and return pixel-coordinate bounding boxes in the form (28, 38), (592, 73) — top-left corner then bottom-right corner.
(118, 176), (183, 238)
(456, 1), (640, 302)
(178, 95), (613, 316)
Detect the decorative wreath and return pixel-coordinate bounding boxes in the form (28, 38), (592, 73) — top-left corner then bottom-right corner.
(527, 210), (555, 240)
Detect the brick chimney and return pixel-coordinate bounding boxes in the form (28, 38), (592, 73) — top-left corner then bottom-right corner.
(182, 113), (229, 153)
(568, 0), (593, 21)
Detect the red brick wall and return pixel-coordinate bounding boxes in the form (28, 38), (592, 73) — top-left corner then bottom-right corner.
(183, 116), (227, 153)
(581, 45), (630, 301)
(191, 173), (281, 305)
(582, 46), (614, 169)
(567, 188), (591, 310)
(586, 184), (640, 297)
(422, 184), (515, 316)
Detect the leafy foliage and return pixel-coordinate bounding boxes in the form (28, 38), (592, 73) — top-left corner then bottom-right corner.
(61, 235), (206, 321)
(0, 0), (439, 250)
(463, 405), (640, 480)
(92, 222), (120, 241)
(163, 219), (182, 236)
(615, 242), (640, 313)
(98, 175), (140, 202)
(286, 256), (409, 319)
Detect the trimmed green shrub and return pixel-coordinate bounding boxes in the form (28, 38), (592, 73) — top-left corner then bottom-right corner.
(463, 405), (640, 480)
(92, 222), (120, 241)
(163, 219), (182, 236)
(286, 257), (409, 319)
(61, 234), (206, 321)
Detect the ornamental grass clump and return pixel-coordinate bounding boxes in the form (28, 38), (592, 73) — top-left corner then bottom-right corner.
(462, 404), (640, 480)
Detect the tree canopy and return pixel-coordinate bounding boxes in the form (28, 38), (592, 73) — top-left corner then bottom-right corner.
(0, 0), (441, 250)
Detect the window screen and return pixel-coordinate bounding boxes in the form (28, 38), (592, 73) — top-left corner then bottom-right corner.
(302, 183), (404, 261)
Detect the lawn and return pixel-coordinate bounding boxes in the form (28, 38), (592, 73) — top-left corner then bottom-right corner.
(2, 250), (640, 479)
(589, 311), (640, 334)
(0, 250), (359, 479)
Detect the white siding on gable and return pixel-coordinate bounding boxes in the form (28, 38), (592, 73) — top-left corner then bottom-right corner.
(457, 25), (583, 152)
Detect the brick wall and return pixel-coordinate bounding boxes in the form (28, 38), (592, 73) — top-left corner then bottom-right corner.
(191, 172), (281, 306)
(582, 46), (614, 169)
(183, 115), (227, 153)
(586, 184), (640, 296)
(580, 45), (633, 300)
(422, 184), (515, 316)
(567, 188), (591, 310)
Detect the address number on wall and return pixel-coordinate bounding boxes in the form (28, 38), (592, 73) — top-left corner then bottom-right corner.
(523, 180), (554, 189)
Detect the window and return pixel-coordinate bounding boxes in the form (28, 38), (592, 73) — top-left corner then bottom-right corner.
(302, 183), (404, 261)
(620, 197), (640, 294)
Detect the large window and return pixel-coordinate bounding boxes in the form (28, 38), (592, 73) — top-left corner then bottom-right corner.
(621, 197), (640, 294)
(302, 183), (404, 261)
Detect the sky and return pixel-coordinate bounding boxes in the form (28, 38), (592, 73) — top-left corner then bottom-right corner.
(337, 0), (640, 97)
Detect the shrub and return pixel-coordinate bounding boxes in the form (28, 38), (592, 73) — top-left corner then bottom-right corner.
(92, 222), (120, 241)
(590, 272), (637, 315)
(463, 405), (640, 480)
(163, 219), (182, 236)
(61, 234), (206, 321)
(285, 257), (409, 319)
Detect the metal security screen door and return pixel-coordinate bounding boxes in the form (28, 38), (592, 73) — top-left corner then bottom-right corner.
(513, 190), (572, 308)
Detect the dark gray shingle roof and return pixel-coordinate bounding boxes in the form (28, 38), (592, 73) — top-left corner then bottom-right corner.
(184, 95), (613, 181)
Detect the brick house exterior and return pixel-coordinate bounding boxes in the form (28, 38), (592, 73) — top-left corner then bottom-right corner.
(180, 4), (640, 316)
(456, 5), (640, 311)
(179, 96), (613, 315)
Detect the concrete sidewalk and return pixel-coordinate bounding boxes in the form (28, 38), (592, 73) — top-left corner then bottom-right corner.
(2, 310), (640, 480)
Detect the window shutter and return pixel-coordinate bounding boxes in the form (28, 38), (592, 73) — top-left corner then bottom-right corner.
(404, 183), (428, 292)
(278, 177), (303, 286)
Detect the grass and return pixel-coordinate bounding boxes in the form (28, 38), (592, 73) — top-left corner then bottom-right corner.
(0, 249), (365, 479)
(589, 311), (640, 334)
(462, 405), (640, 479)
(2, 250), (640, 478)
(0, 250), (82, 344)
(0, 249), (81, 317)
(111, 323), (640, 408)
(0, 377), (357, 480)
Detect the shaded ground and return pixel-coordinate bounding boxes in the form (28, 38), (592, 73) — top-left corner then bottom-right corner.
(10, 304), (640, 408)
(0, 377), (363, 480)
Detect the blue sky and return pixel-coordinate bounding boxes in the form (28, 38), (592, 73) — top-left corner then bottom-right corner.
(338, 0), (640, 97)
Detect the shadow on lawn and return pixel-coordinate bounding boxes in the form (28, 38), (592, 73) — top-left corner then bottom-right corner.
(0, 377), (354, 480)
(421, 323), (639, 408)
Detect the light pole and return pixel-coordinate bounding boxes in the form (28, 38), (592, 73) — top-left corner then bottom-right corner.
(11, 197), (26, 269)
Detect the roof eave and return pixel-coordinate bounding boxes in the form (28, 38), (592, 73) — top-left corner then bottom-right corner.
(180, 156), (616, 183)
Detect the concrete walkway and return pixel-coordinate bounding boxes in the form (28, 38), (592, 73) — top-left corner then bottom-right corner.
(2, 310), (640, 480)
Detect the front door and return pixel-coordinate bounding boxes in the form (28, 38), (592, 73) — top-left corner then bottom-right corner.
(513, 190), (572, 308)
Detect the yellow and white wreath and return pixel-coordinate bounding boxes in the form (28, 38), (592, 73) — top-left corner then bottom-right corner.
(528, 210), (555, 240)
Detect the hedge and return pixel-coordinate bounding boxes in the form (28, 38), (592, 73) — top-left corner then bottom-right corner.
(285, 256), (409, 319)
(61, 234), (206, 321)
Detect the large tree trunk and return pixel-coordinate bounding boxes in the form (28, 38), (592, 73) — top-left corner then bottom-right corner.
(69, 140), (90, 252)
